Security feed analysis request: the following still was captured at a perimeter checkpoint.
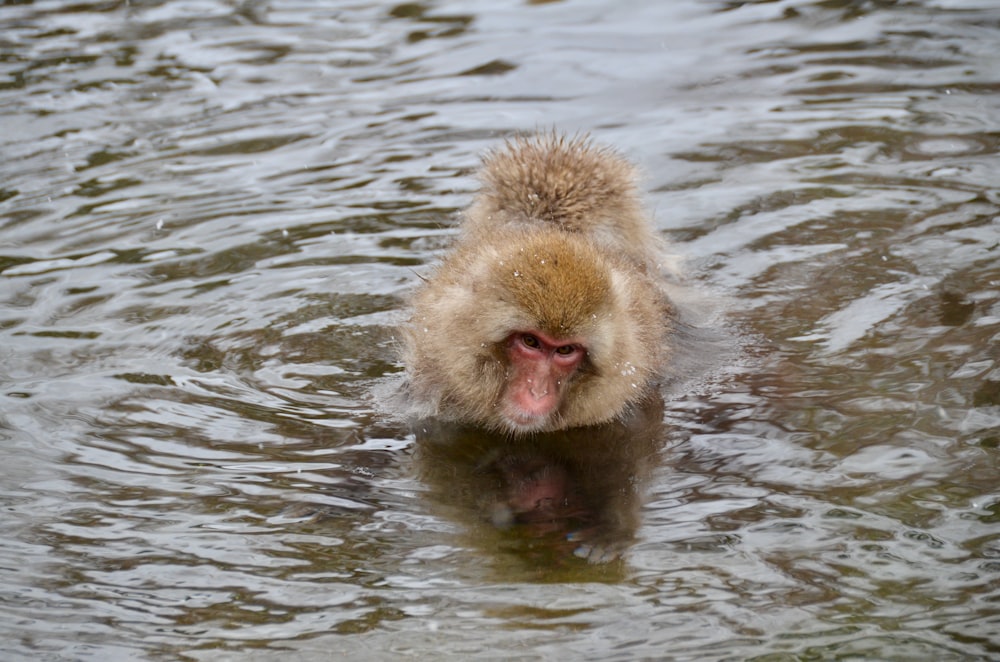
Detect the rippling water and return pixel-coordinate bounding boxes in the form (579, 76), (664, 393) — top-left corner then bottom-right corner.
(2, 0), (999, 659)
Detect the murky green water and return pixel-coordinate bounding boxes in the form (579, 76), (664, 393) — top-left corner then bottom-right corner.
(2, 0), (998, 659)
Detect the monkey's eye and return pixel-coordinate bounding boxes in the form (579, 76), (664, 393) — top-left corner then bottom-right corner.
(555, 344), (577, 356)
(521, 334), (541, 349)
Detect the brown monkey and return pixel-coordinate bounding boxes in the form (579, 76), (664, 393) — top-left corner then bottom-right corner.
(402, 134), (673, 435)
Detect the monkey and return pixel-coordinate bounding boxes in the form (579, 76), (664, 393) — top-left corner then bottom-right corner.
(401, 133), (674, 435)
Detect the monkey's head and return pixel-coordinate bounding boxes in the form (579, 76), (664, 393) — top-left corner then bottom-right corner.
(406, 229), (660, 435)
(478, 233), (611, 433)
(479, 231), (651, 434)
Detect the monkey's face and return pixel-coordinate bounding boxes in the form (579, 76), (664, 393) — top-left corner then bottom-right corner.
(498, 329), (586, 433)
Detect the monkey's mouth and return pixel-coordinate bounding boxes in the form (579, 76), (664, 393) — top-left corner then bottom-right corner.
(501, 408), (553, 434)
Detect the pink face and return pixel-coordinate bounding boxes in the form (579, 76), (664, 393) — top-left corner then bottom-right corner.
(501, 330), (586, 432)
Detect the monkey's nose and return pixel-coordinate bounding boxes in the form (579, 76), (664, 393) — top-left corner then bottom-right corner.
(525, 378), (549, 399)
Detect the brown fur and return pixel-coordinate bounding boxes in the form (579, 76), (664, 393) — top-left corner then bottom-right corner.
(402, 133), (673, 434)
(465, 133), (664, 270)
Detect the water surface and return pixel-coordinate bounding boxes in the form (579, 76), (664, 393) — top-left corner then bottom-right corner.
(1, 0), (998, 659)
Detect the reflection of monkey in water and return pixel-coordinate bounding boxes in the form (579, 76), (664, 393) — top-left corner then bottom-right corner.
(415, 395), (664, 564)
(489, 454), (585, 533)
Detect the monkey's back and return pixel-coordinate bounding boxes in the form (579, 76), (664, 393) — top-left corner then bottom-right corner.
(463, 134), (664, 270)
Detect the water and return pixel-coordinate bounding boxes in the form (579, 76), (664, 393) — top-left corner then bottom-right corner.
(1, 0), (998, 659)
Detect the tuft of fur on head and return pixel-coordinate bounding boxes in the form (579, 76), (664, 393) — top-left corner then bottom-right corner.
(493, 230), (611, 339)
